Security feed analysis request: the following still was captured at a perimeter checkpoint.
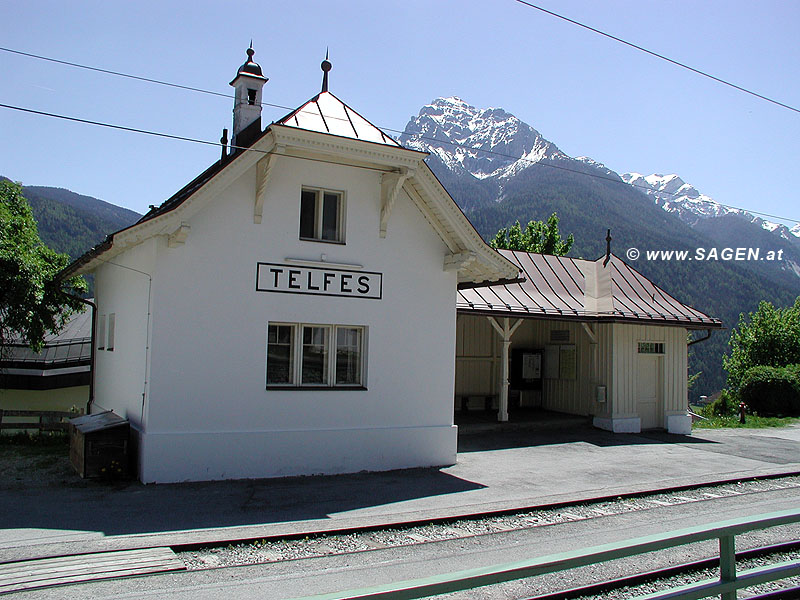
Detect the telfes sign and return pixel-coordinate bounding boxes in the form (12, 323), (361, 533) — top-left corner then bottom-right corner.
(256, 263), (382, 300)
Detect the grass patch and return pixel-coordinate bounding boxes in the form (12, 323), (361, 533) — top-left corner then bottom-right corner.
(692, 414), (800, 429)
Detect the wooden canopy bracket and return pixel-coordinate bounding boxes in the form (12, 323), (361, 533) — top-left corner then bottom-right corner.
(254, 145), (285, 224)
(444, 251), (477, 272)
(167, 223), (190, 248)
(380, 168), (413, 238)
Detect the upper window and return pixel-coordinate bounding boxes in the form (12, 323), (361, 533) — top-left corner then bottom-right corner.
(267, 323), (365, 389)
(300, 188), (344, 243)
(638, 342), (665, 355)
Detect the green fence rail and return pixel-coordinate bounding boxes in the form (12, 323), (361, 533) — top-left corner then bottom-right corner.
(292, 508), (800, 600)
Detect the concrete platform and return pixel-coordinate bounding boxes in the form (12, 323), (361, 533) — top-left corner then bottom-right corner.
(2, 422), (799, 564)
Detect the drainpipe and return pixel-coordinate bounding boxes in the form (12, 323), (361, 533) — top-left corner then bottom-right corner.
(487, 316), (523, 422)
(60, 293), (96, 415)
(688, 329), (713, 346)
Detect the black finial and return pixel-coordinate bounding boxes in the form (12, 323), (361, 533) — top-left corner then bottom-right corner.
(603, 229), (612, 267)
(321, 49), (332, 93)
(220, 128), (228, 161)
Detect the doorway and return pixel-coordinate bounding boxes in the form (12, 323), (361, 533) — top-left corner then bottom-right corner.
(636, 354), (663, 430)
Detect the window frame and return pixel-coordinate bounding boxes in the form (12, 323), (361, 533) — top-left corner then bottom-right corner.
(299, 187), (346, 244)
(266, 322), (366, 390)
(637, 341), (665, 355)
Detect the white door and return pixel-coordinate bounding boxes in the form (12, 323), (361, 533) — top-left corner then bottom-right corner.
(636, 355), (662, 429)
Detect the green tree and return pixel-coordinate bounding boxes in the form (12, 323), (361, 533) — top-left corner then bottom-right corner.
(1, 180), (87, 354)
(490, 212), (574, 255)
(723, 298), (800, 391)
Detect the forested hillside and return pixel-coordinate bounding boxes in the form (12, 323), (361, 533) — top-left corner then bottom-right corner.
(1, 177), (140, 260)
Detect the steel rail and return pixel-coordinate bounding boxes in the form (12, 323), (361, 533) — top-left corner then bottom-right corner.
(290, 508), (800, 600)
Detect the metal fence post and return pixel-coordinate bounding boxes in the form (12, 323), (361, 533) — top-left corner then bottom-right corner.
(720, 534), (737, 600)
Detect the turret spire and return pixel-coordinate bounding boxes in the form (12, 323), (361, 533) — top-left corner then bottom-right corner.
(321, 49), (332, 93)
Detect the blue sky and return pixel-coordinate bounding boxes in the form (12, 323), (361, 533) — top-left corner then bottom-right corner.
(2, 0), (798, 225)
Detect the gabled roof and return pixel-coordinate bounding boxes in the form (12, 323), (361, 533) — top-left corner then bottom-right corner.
(61, 86), (518, 286)
(457, 250), (722, 329)
(276, 91), (400, 146)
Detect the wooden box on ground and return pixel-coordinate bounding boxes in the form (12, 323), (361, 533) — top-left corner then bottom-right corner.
(69, 411), (130, 479)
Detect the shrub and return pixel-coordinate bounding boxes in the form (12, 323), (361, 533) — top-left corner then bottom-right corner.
(705, 390), (739, 417)
(739, 364), (800, 417)
(724, 298), (800, 391)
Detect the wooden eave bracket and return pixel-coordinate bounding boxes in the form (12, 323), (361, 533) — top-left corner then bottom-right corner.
(254, 145), (285, 224)
(380, 168), (413, 238)
(167, 223), (190, 248)
(444, 251), (476, 272)
(582, 322), (598, 344)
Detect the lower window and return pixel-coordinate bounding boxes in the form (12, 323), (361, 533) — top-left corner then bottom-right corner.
(267, 323), (365, 388)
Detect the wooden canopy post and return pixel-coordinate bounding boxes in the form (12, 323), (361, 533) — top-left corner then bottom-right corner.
(487, 316), (523, 422)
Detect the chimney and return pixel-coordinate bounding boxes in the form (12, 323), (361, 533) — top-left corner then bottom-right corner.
(229, 44), (268, 150)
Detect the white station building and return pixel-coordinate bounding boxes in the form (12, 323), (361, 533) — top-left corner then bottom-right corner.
(64, 49), (721, 483)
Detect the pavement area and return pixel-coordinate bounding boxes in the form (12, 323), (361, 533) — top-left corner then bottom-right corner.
(2, 417), (800, 564)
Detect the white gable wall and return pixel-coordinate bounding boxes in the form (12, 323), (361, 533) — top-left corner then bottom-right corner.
(136, 155), (458, 482)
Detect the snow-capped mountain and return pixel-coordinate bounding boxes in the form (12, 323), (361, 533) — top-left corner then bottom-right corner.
(621, 173), (800, 243)
(399, 97), (566, 181)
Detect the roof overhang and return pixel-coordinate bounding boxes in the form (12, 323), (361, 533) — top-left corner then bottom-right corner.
(64, 122), (518, 286)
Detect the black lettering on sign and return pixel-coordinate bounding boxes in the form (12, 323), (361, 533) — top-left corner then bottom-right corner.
(357, 275), (370, 294)
(257, 263), (382, 299)
(270, 268), (283, 287)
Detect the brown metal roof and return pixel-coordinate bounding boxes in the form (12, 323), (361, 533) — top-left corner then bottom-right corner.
(457, 249), (722, 329)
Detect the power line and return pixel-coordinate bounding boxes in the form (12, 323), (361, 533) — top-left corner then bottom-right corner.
(0, 46), (233, 101)
(1, 99), (797, 225)
(0, 102), (392, 176)
(393, 129), (799, 225)
(1, 45), (797, 224)
(513, 0), (800, 115)
(0, 46), (300, 117)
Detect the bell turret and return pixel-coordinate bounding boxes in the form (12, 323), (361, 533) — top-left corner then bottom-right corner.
(229, 44), (268, 149)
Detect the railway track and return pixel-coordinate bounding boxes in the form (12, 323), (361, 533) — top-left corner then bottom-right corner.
(178, 475), (800, 571)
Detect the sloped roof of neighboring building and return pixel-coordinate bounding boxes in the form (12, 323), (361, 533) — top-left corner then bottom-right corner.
(457, 249), (722, 329)
(0, 308), (92, 370)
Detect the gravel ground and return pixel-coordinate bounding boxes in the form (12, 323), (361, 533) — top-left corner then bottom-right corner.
(570, 550), (800, 599)
(180, 476), (800, 571)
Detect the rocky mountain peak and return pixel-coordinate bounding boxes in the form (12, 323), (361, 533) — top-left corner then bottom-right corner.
(399, 97), (565, 180)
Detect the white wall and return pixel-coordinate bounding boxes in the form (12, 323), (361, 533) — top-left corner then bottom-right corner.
(594, 323), (689, 434)
(135, 156), (458, 482)
(93, 238), (156, 431)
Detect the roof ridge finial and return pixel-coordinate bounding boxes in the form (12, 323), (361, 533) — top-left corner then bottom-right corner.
(321, 49), (332, 93)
